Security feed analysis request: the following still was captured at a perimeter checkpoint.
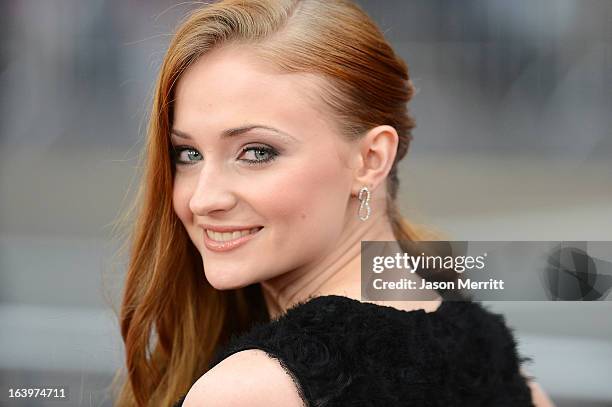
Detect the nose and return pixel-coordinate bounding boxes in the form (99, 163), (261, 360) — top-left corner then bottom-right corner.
(188, 163), (238, 216)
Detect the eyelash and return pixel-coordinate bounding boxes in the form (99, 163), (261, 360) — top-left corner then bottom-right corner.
(170, 145), (279, 166)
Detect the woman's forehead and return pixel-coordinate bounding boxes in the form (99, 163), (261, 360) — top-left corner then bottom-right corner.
(172, 47), (337, 141)
(176, 48), (323, 105)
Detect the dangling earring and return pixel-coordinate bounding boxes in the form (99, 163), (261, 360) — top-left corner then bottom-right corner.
(358, 186), (371, 221)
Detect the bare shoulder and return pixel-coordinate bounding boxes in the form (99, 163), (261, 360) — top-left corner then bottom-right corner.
(521, 368), (556, 407)
(182, 349), (305, 407)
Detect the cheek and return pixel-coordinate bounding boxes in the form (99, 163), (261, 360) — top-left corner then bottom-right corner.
(260, 153), (350, 234)
(172, 178), (194, 226)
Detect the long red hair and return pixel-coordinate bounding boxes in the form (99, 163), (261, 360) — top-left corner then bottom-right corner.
(112, 0), (446, 405)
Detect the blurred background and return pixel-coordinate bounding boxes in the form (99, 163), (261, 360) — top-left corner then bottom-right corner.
(0, 0), (610, 406)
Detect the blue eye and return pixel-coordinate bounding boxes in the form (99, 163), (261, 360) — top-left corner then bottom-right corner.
(171, 145), (202, 165)
(170, 144), (279, 167)
(239, 146), (278, 165)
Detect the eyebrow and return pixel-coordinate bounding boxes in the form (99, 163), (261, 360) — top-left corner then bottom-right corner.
(170, 124), (296, 142)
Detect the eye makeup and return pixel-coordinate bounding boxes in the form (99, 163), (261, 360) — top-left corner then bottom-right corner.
(169, 143), (279, 166)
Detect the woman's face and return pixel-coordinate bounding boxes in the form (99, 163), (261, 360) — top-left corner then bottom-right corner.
(171, 46), (357, 290)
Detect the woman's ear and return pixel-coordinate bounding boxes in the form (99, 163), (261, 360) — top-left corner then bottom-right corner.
(350, 125), (399, 196)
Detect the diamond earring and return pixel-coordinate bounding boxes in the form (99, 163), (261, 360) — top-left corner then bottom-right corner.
(358, 186), (371, 221)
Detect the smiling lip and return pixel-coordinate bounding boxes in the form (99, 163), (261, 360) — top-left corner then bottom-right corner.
(201, 224), (263, 233)
(202, 226), (263, 252)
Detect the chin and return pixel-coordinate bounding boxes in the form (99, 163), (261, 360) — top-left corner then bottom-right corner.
(203, 267), (251, 291)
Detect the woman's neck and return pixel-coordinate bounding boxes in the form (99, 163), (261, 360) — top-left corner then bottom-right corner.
(259, 211), (397, 320)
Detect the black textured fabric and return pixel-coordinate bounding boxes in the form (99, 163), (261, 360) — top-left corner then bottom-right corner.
(172, 295), (534, 407)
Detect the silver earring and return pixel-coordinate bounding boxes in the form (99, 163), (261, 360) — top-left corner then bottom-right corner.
(358, 186), (371, 221)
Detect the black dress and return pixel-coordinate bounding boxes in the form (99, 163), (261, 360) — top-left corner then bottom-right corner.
(172, 295), (535, 406)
